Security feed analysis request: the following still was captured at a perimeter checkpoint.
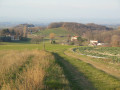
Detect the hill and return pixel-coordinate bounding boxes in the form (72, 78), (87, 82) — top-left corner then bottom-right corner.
(47, 22), (113, 35)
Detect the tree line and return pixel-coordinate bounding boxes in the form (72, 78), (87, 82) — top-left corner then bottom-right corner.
(0, 25), (28, 42)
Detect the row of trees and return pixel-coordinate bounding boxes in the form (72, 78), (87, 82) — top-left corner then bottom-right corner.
(82, 29), (120, 47)
(0, 29), (16, 42)
(0, 29), (16, 36)
(0, 25), (28, 42)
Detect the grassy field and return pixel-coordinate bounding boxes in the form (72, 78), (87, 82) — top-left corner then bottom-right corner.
(0, 42), (120, 89)
(37, 27), (74, 36)
(35, 27), (74, 43)
(64, 49), (120, 89)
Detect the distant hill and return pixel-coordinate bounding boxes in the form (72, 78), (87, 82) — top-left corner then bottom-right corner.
(48, 22), (113, 35)
(0, 22), (17, 29)
(15, 24), (35, 28)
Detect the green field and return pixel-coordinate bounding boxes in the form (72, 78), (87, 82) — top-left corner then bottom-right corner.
(73, 47), (120, 63)
(35, 27), (74, 43)
(37, 27), (74, 36)
(0, 42), (120, 90)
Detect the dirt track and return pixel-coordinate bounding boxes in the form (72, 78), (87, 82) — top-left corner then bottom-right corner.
(64, 50), (120, 79)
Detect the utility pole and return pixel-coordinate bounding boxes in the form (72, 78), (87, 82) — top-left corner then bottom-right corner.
(43, 36), (45, 51)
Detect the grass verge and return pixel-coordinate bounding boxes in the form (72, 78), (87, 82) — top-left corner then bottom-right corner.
(62, 50), (120, 89)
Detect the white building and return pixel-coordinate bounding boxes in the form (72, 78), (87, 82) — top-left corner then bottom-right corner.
(6, 34), (20, 41)
(71, 36), (78, 41)
(97, 43), (105, 46)
(89, 40), (106, 46)
(89, 40), (98, 46)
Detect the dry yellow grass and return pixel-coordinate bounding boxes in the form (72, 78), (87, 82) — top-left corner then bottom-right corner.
(0, 50), (33, 87)
(0, 50), (70, 90)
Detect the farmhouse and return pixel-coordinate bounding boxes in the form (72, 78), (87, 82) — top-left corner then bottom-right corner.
(6, 35), (20, 41)
(89, 40), (106, 46)
(89, 40), (98, 46)
(71, 36), (78, 41)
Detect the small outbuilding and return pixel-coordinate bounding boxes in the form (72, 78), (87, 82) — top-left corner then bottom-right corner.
(71, 36), (78, 41)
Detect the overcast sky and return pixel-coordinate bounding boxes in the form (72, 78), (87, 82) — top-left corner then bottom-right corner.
(0, 0), (120, 24)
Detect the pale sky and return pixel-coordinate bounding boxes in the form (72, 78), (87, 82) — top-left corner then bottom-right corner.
(0, 0), (120, 23)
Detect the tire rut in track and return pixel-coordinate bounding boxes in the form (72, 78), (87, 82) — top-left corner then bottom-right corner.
(65, 51), (120, 79)
(53, 53), (96, 90)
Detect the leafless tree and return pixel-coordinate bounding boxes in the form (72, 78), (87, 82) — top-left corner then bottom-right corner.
(31, 35), (43, 44)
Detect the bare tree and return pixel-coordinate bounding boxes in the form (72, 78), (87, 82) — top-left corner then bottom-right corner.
(111, 35), (120, 47)
(31, 35), (43, 44)
(49, 33), (55, 44)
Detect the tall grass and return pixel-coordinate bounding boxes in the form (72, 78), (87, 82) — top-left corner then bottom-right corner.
(0, 50), (33, 87)
(0, 50), (70, 90)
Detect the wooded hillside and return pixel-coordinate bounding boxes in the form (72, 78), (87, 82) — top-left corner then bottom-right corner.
(48, 22), (113, 35)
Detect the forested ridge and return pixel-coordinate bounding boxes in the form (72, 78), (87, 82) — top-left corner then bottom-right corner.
(48, 22), (113, 35)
